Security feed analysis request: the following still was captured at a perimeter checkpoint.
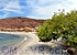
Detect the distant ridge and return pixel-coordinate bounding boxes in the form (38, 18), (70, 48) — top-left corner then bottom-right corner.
(0, 17), (45, 32)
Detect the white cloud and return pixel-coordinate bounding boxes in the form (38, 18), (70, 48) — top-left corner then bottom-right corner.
(0, 0), (24, 18)
(3, 0), (23, 13)
(4, 1), (20, 10)
(0, 0), (24, 13)
(26, 0), (77, 19)
(26, 0), (65, 19)
(0, 0), (77, 19)
(0, 0), (25, 18)
(36, 0), (54, 6)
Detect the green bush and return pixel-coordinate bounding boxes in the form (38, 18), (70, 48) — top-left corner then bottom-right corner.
(37, 10), (77, 47)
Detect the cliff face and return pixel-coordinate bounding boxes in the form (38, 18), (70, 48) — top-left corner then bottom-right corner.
(0, 17), (45, 32)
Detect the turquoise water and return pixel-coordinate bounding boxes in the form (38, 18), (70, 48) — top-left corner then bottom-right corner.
(0, 33), (24, 49)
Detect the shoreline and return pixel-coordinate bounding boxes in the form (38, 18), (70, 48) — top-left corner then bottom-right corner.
(0, 32), (69, 55)
(0, 31), (39, 55)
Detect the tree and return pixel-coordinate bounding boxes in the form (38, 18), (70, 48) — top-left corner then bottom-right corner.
(37, 10), (77, 47)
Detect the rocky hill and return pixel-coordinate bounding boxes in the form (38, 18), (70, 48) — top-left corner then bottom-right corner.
(0, 17), (45, 32)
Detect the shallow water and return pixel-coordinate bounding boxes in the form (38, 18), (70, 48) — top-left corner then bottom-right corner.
(0, 33), (24, 50)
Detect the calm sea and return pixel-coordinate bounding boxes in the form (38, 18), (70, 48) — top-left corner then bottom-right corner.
(0, 33), (24, 49)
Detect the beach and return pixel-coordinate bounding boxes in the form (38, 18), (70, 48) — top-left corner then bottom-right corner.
(0, 32), (40, 55)
(0, 32), (68, 55)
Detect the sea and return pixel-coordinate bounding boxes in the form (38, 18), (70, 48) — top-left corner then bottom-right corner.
(0, 33), (24, 54)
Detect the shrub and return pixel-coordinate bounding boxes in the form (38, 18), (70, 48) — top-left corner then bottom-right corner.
(37, 10), (77, 47)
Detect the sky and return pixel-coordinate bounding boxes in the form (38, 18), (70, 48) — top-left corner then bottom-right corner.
(0, 0), (77, 19)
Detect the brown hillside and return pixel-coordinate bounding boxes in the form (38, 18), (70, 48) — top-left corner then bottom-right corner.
(0, 17), (45, 32)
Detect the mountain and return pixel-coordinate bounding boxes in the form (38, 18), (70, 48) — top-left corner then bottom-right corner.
(0, 17), (45, 32)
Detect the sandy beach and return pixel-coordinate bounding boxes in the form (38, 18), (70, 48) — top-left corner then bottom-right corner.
(0, 32), (68, 55)
(0, 32), (40, 55)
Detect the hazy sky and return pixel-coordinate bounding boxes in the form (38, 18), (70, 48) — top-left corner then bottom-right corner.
(0, 0), (77, 19)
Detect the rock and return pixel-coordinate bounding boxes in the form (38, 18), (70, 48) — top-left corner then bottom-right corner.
(67, 47), (76, 55)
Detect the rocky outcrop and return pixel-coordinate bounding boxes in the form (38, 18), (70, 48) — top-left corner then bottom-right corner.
(0, 17), (45, 32)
